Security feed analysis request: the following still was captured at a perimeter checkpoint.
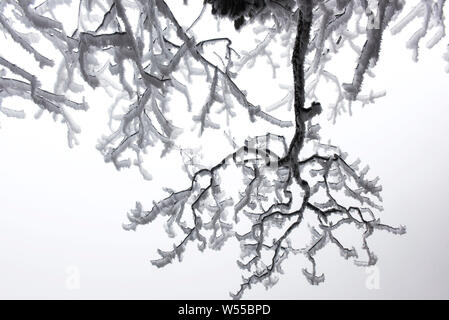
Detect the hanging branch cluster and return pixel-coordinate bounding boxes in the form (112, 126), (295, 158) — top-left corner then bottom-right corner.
(224, 0), (448, 122)
(123, 0), (443, 298)
(0, 0), (292, 173)
(0, 0), (88, 146)
(0, 0), (447, 298)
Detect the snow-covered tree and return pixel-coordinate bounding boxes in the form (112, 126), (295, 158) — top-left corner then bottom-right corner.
(0, 0), (447, 298)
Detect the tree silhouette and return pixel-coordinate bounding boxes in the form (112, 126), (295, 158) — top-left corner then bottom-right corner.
(0, 0), (447, 298)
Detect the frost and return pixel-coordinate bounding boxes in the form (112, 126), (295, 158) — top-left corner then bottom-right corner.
(1, 0), (446, 299)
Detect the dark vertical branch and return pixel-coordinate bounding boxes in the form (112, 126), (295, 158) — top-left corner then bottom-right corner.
(280, 0), (316, 175)
(292, 1), (312, 124)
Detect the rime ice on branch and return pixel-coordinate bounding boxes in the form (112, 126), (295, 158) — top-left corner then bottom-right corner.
(0, 0), (88, 146)
(0, 0), (447, 299)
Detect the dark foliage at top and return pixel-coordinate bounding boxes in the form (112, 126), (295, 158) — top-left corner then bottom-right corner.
(206, 0), (294, 29)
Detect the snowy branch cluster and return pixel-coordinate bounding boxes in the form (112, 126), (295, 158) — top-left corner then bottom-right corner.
(1, 0), (447, 160)
(0, 0), (88, 146)
(125, 122), (406, 298)
(0, 0), (447, 298)
(240, 0), (449, 122)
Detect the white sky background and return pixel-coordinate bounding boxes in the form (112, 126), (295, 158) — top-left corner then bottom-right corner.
(0, 1), (448, 299)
